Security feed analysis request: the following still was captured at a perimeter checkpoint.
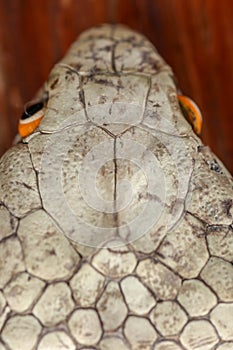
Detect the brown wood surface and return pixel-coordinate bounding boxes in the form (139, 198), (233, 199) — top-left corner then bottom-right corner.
(0, 0), (232, 173)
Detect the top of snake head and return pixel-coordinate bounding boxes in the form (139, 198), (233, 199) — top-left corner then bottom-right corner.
(9, 24), (230, 249)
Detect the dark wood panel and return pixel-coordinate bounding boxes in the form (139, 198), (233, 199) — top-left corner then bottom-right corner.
(0, 0), (232, 173)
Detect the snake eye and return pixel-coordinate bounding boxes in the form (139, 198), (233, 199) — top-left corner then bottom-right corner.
(18, 101), (44, 137)
(177, 95), (203, 135)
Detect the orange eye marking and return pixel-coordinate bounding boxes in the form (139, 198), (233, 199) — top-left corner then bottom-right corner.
(177, 95), (203, 135)
(18, 113), (44, 137)
(18, 101), (44, 138)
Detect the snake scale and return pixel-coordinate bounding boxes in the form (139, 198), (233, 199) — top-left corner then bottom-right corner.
(0, 24), (233, 350)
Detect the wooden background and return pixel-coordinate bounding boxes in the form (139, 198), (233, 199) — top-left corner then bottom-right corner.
(0, 0), (232, 173)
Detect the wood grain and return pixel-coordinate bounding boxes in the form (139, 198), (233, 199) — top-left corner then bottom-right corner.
(0, 0), (232, 173)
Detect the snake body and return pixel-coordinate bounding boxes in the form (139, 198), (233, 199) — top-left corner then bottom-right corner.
(0, 24), (233, 350)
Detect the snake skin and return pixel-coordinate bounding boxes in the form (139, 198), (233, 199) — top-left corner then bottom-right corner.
(0, 24), (233, 350)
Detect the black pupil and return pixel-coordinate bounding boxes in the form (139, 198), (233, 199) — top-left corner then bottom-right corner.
(21, 102), (44, 120)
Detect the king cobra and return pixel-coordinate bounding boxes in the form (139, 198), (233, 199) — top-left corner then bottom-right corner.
(0, 24), (233, 350)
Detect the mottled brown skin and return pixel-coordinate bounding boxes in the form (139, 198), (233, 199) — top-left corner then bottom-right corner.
(0, 24), (233, 350)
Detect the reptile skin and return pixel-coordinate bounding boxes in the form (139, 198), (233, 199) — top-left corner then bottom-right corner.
(0, 24), (233, 350)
